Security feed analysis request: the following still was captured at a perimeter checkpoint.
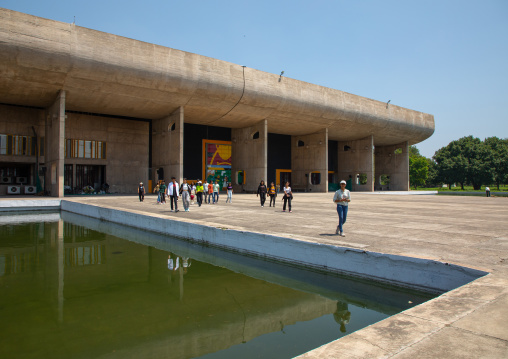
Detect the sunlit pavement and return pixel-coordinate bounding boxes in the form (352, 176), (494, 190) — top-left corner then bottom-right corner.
(3, 192), (508, 358)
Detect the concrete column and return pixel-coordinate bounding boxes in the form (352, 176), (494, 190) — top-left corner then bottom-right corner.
(291, 129), (328, 193)
(337, 135), (374, 192)
(231, 119), (267, 193)
(152, 107), (184, 183)
(374, 141), (409, 191)
(45, 90), (65, 197)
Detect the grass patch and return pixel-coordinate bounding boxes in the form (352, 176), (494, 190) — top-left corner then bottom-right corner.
(412, 185), (508, 197)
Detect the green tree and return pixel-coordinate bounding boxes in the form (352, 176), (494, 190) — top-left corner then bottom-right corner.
(409, 156), (428, 189)
(434, 136), (492, 190)
(409, 146), (428, 189)
(426, 158), (439, 187)
(484, 137), (508, 190)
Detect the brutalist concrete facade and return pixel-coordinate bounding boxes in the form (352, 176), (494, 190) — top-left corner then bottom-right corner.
(0, 8), (434, 196)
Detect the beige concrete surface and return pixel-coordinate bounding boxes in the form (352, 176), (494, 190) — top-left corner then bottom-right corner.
(2, 192), (507, 357)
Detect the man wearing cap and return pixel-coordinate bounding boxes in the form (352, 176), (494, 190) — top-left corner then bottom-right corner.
(333, 180), (351, 236)
(138, 182), (145, 202)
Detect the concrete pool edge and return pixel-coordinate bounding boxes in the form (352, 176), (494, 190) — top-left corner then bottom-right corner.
(57, 200), (486, 294)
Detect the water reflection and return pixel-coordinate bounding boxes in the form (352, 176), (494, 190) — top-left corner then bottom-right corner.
(0, 213), (435, 359)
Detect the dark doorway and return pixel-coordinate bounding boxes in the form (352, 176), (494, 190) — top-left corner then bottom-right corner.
(279, 171), (291, 188)
(75, 165), (105, 191)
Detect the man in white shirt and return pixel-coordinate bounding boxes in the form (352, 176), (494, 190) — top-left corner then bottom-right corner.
(333, 180), (351, 236)
(212, 180), (220, 203)
(167, 177), (180, 212)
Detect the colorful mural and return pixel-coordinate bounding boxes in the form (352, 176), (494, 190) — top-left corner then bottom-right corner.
(204, 141), (232, 187)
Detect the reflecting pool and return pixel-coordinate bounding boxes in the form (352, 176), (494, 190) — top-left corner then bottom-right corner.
(0, 212), (436, 359)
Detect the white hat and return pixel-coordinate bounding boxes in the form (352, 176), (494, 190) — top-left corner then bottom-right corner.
(340, 180), (346, 185)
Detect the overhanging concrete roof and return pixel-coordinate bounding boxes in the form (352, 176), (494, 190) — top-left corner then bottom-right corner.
(0, 8), (434, 146)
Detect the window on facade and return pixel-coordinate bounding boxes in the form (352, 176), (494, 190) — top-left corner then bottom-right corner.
(359, 173), (368, 185)
(252, 131), (260, 139)
(394, 148), (403, 155)
(65, 139), (107, 159)
(64, 164), (73, 188)
(236, 170), (245, 185)
(0, 135), (6, 154)
(0, 134), (39, 156)
(380, 175), (390, 186)
(85, 141), (92, 158)
(297, 140), (304, 147)
(344, 145), (351, 151)
(310, 172), (321, 185)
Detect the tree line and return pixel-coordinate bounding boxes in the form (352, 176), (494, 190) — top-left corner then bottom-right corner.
(410, 136), (508, 190)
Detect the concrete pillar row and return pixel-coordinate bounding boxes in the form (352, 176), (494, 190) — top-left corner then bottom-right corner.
(337, 135), (374, 192)
(291, 129), (328, 193)
(152, 106), (184, 184)
(45, 90), (66, 197)
(231, 119), (267, 193)
(374, 141), (409, 191)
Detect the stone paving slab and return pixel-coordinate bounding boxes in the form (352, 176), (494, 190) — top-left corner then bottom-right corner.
(2, 192), (507, 358)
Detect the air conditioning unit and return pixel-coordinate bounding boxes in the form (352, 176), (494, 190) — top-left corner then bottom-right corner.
(16, 177), (28, 184)
(7, 186), (21, 194)
(25, 186), (37, 194)
(0, 177), (12, 184)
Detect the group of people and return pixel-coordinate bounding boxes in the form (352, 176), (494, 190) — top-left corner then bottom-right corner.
(140, 177), (352, 237)
(256, 180), (293, 212)
(146, 178), (235, 212)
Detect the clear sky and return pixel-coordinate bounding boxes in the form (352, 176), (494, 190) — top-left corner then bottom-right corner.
(2, 0), (507, 158)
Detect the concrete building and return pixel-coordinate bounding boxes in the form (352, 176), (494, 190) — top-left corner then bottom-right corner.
(0, 8), (434, 197)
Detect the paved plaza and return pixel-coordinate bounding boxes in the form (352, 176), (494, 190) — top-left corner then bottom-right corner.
(2, 192), (508, 358)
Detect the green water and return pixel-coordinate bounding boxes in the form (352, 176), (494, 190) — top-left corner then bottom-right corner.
(0, 212), (435, 359)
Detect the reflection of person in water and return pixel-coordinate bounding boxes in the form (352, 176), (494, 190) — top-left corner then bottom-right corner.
(168, 254), (191, 301)
(182, 257), (191, 274)
(167, 254), (180, 271)
(333, 301), (351, 333)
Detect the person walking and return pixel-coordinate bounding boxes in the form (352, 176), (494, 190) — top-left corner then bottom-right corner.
(153, 183), (161, 203)
(203, 180), (209, 204)
(167, 177), (180, 212)
(268, 182), (277, 207)
(257, 180), (267, 207)
(226, 182), (233, 203)
(282, 182), (292, 212)
(138, 182), (145, 202)
(486, 186), (491, 197)
(187, 183), (196, 205)
(213, 180), (220, 203)
(159, 180), (167, 204)
(196, 181), (204, 207)
(333, 180), (351, 236)
(180, 178), (190, 212)
(207, 181), (214, 204)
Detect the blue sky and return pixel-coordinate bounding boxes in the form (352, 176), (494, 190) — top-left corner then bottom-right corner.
(3, 0), (507, 158)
